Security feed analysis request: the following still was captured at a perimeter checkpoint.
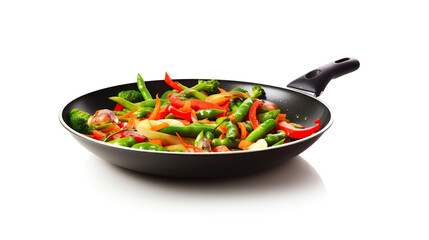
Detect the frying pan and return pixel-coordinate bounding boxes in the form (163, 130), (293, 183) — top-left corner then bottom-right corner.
(59, 57), (359, 178)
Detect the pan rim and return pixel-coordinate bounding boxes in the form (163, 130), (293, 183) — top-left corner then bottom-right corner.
(59, 79), (334, 155)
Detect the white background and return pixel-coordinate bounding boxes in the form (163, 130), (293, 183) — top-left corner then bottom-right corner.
(1, 0), (428, 239)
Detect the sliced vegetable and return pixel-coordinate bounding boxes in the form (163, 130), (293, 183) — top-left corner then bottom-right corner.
(132, 142), (169, 151)
(205, 92), (250, 105)
(148, 94), (161, 120)
(278, 119), (321, 139)
(108, 136), (137, 147)
(249, 100), (263, 129)
(245, 119), (276, 142)
(238, 140), (254, 150)
(175, 132), (204, 152)
(237, 122), (248, 140)
(212, 145), (231, 152)
(137, 73), (153, 100)
(247, 139), (268, 150)
(164, 72), (184, 92)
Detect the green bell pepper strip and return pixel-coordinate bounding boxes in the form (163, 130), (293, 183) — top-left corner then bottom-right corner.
(211, 138), (241, 149)
(245, 119), (277, 142)
(132, 142), (169, 151)
(194, 131), (205, 146)
(109, 97), (170, 110)
(179, 88), (208, 100)
(257, 109), (280, 123)
(229, 98), (243, 112)
(158, 124), (222, 138)
(137, 73), (153, 100)
(272, 139), (285, 146)
(243, 121), (254, 133)
(160, 90), (176, 99)
(264, 130), (286, 146)
(216, 117), (227, 124)
(196, 109), (224, 120)
(224, 121), (239, 139)
(107, 136), (137, 147)
(231, 98), (253, 123)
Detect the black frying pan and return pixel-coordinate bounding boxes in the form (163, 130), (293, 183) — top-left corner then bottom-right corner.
(59, 58), (359, 178)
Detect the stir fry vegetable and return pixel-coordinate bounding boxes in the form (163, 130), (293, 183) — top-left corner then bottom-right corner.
(69, 72), (321, 152)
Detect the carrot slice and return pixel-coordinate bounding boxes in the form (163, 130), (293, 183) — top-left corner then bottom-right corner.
(175, 132), (204, 152)
(238, 140), (253, 150)
(148, 139), (163, 147)
(218, 87), (227, 93)
(124, 115), (137, 129)
(237, 122), (248, 140)
(100, 124), (121, 133)
(217, 125), (227, 134)
(179, 100), (192, 112)
(117, 109), (138, 119)
(275, 113), (287, 124)
(148, 94), (161, 120)
(151, 122), (169, 131)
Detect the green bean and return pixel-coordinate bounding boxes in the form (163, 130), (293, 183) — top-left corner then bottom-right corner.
(204, 131), (215, 140)
(257, 109), (280, 123)
(211, 138), (241, 149)
(132, 142), (169, 151)
(264, 130), (286, 146)
(137, 73), (153, 100)
(231, 98), (253, 123)
(224, 121), (239, 139)
(107, 136), (137, 147)
(245, 119), (277, 142)
(158, 124), (222, 138)
(196, 109), (224, 120)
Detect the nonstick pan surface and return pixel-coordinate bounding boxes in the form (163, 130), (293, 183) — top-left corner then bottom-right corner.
(60, 58), (359, 178)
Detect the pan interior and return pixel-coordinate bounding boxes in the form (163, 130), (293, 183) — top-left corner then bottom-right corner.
(61, 79), (331, 132)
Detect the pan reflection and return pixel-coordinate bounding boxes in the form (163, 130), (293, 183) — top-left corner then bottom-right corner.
(87, 155), (326, 203)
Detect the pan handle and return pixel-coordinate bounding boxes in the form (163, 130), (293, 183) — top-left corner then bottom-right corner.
(287, 57), (360, 97)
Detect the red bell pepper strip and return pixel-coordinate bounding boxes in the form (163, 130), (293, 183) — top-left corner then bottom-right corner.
(167, 105), (198, 123)
(118, 122), (128, 128)
(107, 130), (146, 142)
(212, 145), (231, 152)
(92, 130), (107, 140)
(278, 119), (321, 139)
(165, 72), (184, 92)
(169, 94), (223, 110)
(121, 131), (146, 142)
(216, 101), (230, 118)
(249, 100), (263, 129)
(158, 104), (171, 119)
(113, 103), (125, 111)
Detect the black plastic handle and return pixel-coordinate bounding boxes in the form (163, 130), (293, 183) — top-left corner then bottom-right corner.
(287, 57), (360, 97)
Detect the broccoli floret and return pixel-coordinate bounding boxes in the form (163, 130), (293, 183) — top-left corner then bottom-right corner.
(69, 108), (93, 134)
(230, 87), (248, 93)
(69, 109), (114, 134)
(118, 90), (144, 103)
(250, 85), (266, 99)
(192, 79), (220, 94)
